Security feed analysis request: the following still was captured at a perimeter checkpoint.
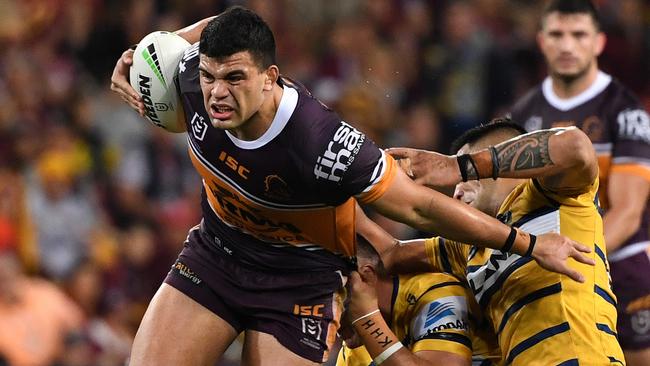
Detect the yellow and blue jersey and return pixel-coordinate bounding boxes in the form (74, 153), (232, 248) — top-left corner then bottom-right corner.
(426, 178), (625, 365)
(336, 271), (502, 366)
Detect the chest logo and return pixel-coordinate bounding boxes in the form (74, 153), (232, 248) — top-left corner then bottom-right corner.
(264, 175), (292, 200)
(219, 151), (249, 179)
(191, 112), (208, 141)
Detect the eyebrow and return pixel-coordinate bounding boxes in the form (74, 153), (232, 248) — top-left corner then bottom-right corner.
(198, 67), (246, 79)
(198, 66), (212, 76)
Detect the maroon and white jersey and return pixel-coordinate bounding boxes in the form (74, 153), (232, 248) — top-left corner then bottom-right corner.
(510, 71), (650, 260)
(175, 43), (398, 272)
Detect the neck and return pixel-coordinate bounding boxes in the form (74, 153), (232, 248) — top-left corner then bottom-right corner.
(231, 83), (283, 141)
(376, 276), (396, 321)
(551, 65), (599, 99)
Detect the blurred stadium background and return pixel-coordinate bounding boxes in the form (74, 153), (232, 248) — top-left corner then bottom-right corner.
(0, 0), (648, 365)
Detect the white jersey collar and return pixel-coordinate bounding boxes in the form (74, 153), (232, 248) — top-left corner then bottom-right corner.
(542, 71), (612, 111)
(225, 84), (298, 149)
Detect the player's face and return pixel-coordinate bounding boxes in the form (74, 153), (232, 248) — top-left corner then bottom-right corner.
(538, 12), (605, 82)
(199, 51), (275, 134)
(453, 144), (500, 215)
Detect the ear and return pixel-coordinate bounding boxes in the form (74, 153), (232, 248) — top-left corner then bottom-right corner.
(357, 263), (378, 285)
(264, 65), (279, 91)
(594, 32), (606, 57)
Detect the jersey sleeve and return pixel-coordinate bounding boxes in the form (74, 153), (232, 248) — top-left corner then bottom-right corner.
(609, 89), (650, 181)
(408, 282), (473, 358)
(308, 118), (398, 203)
(424, 237), (470, 278)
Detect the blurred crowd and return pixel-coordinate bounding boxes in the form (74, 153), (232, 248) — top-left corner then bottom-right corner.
(0, 0), (648, 365)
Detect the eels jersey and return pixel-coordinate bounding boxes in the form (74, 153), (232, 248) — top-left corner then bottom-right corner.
(425, 178), (625, 365)
(510, 71), (650, 258)
(336, 272), (502, 366)
(176, 43), (397, 272)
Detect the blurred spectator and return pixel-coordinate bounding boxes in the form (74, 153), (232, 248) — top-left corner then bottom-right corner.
(0, 249), (84, 366)
(599, 0), (650, 97)
(86, 293), (134, 366)
(105, 221), (175, 329)
(27, 144), (99, 281)
(109, 127), (198, 228)
(420, 0), (514, 150)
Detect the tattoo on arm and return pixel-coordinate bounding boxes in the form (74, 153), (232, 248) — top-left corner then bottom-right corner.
(496, 130), (555, 173)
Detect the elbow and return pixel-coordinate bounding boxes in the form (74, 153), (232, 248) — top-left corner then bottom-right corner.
(560, 127), (598, 181)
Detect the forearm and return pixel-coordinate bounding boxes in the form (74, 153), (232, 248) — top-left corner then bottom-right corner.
(603, 207), (643, 252)
(410, 193), (533, 255)
(381, 239), (432, 274)
(352, 312), (415, 366)
(460, 127), (596, 191)
(373, 172), (534, 256)
(174, 16), (216, 43)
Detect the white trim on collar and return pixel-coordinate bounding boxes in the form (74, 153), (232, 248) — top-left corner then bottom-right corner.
(225, 84), (298, 149)
(542, 71), (612, 111)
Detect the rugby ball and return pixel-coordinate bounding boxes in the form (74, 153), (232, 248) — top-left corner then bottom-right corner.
(130, 31), (190, 132)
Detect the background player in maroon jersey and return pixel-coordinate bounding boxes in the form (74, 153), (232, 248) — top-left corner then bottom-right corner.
(111, 6), (593, 366)
(509, 1), (650, 364)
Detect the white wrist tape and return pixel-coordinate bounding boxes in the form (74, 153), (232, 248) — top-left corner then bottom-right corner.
(351, 309), (380, 326)
(374, 342), (403, 365)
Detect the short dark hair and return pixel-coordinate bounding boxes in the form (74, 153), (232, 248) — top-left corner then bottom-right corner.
(199, 6), (276, 69)
(355, 234), (387, 277)
(450, 117), (528, 154)
(542, 0), (601, 30)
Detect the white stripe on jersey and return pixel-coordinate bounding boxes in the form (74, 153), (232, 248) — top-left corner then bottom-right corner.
(468, 210), (560, 305)
(542, 71), (612, 111)
(612, 156), (650, 168)
(518, 210), (561, 235)
(593, 143), (612, 154)
(608, 241), (650, 262)
(362, 149), (388, 193)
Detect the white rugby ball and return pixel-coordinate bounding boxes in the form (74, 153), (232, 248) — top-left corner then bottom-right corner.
(130, 31), (190, 133)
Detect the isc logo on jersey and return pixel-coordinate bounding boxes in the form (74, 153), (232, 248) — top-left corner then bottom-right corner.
(411, 296), (469, 340)
(314, 121), (365, 182)
(130, 31), (190, 133)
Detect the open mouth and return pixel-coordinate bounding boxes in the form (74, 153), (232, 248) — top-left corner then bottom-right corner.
(210, 104), (234, 120)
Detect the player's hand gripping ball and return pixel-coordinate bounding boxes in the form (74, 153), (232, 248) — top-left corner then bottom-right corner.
(130, 31), (190, 132)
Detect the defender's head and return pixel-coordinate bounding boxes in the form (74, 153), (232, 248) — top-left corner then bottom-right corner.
(451, 118), (527, 216)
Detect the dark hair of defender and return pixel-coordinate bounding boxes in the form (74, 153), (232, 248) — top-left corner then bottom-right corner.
(541, 0), (601, 31)
(199, 6), (277, 69)
(450, 117), (528, 154)
(355, 234), (387, 277)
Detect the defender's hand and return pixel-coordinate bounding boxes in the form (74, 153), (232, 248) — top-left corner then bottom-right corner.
(386, 147), (461, 187)
(110, 49), (145, 116)
(346, 271), (379, 322)
(531, 232), (595, 283)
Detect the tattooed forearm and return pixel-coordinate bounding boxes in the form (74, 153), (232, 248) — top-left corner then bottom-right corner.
(496, 130), (555, 173)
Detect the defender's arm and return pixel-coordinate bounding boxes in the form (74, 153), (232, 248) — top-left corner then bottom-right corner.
(369, 167), (593, 282)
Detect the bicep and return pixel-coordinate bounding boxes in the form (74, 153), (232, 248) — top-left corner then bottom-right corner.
(355, 202), (398, 255)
